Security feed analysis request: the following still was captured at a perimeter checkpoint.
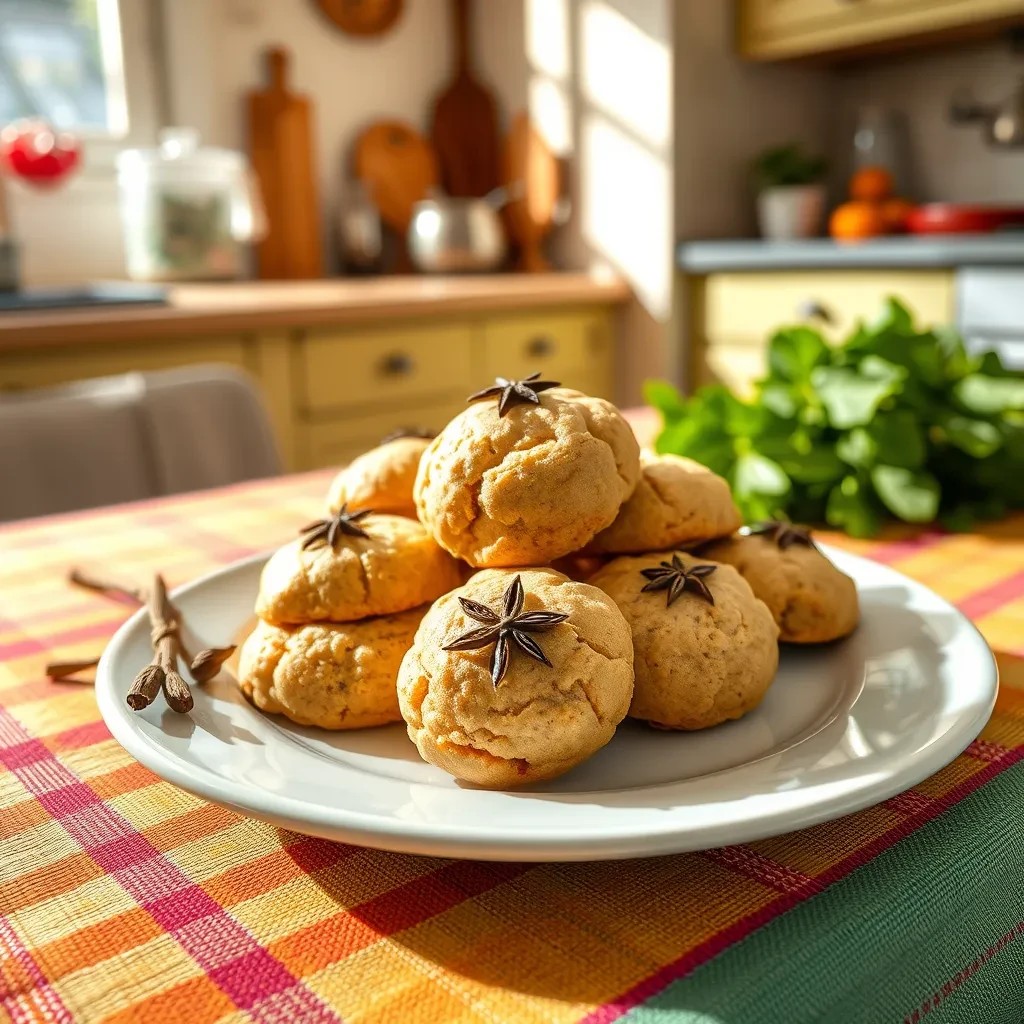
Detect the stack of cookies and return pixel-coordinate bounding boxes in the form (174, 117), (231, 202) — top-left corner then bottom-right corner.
(237, 373), (859, 789)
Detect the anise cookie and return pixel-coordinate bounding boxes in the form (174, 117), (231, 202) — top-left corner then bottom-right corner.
(590, 553), (778, 730)
(238, 607), (425, 729)
(586, 452), (741, 555)
(326, 431), (434, 519)
(414, 376), (641, 567)
(255, 507), (462, 626)
(700, 522), (859, 644)
(397, 568), (634, 788)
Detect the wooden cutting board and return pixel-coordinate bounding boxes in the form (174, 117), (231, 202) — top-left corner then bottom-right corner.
(247, 47), (324, 279)
(502, 113), (559, 272)
(354, 121), (439, 234)
(430, 0), (500, 198)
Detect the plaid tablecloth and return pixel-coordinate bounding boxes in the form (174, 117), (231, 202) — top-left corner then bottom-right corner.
(1, 472), (1022, 1024)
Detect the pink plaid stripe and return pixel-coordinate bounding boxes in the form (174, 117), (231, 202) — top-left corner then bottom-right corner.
(0, 707), (341, 1024)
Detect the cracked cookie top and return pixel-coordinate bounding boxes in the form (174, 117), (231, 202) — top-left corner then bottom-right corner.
(326, 436), (431, 519)
(698, 533), (859, 644)
(255, 514), (462, 626)
(413, 388), (641, 568)
(590, 555), (779, 731)
(586, 452), (741, 555)
(397, 567), (634, 788)
(238, 610), (425, 730)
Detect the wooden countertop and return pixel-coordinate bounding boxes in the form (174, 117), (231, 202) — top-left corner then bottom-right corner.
(0, 273), (630, 349)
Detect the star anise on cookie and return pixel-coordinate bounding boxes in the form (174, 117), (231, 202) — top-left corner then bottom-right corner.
(640, 554), (717, 607)
(739, 520), (816, 550)
(466, 372), (561, 417)
(442, 575), (569, 687)
(300, 504), (373, 550)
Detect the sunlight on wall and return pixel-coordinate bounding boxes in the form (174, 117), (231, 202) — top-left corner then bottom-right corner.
(528, 75), (574, 156)
(579, 0), (671, 151)
(525, 0), (571, 81)
(581, 113), (671, 320)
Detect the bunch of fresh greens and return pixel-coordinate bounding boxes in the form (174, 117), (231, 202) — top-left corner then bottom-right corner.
(646, 298), (1024, 537)
(752, 143), (827, 189)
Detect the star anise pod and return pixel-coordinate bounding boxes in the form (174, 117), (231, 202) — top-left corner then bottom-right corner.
(300, 504), (373, 550)
(442, 575), (569, 687)
(466, 372), (561, 417)
(740, 520), (816, 551)
(640, 553), (717, 607)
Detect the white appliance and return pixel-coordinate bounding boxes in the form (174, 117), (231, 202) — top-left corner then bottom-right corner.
(957, 267), (1024, 370)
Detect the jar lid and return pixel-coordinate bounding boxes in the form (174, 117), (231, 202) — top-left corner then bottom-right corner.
(117, 128), (245, 180)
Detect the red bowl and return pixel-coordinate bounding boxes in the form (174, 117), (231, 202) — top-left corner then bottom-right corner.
(906, 203), (1024, 235)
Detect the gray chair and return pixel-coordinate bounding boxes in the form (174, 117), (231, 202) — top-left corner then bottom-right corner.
(0, 364), (283, 521)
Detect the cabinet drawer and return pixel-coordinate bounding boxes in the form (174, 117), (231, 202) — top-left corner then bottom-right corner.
(299, 399), (464, 470)
(300, 323), (474, 414)
(0, 337), (249, 393)
(702, 271), (954, 345)
(481, 312), (613, 398)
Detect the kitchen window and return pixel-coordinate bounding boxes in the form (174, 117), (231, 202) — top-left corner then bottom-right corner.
(0, 0), (160, 154)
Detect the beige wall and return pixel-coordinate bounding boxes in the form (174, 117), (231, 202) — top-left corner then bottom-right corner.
(834, 39), (1024, 203)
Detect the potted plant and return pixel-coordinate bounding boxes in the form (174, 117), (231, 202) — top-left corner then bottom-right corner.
(752, 143), (828, 241)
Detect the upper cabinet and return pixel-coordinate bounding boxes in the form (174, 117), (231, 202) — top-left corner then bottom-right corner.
(738, 0), (1024, 60)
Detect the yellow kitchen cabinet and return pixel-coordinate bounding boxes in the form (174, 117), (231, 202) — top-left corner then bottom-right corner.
(0, 337), (252, 393)
(0, 277), (624, 474)
(688, 269), (955, 393)
(480, 310), (613, 398)
(738, 0), (1024, 60)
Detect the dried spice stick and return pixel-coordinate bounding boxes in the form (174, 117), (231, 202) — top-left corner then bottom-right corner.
(69, 567), (145, 606)
(45, 656), (101, 679)
(126, 574), (193, 713)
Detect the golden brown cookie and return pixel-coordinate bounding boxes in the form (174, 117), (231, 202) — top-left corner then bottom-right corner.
(590, 553), (779, 730)
(586, 452), (741, 555)
(397, 568), (634, 788)
(414, 385), (640, 567)
(238, 608), (425, 729)
(326, 436), (431, 518)
(255, 511), (462, 625)
(700, 526), (859, 643)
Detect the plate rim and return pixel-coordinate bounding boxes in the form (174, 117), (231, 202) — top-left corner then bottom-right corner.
(96, 547), (999, 861)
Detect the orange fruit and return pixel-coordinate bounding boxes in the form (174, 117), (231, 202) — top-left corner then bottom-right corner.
(881, 197), (915, 233)
(829, 200), (887, 241)
(849, 166), (894, 202)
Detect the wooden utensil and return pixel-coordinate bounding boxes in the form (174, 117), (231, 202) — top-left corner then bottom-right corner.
(354, 121), (439, 234)
(430, 0), (500, 198)
(314, 0), (403, 36)
(501, 113), (560, 272)
(247, 47), (324, 279)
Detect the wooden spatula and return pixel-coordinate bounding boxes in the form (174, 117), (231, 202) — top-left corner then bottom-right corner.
(247, 47), (324, 279)
(430, 0), (500, 198)
(502, 113), (560, 272)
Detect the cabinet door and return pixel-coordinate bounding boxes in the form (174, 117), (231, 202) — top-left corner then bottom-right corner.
(739, 0), (1024, 60)
(691, 270), (954, 394)
(0, 337), (250, 393)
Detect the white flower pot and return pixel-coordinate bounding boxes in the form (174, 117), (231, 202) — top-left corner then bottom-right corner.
(757, 184), (826, 241)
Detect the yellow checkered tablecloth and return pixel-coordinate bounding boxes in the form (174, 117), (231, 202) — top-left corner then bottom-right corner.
(1, 473), (1022, 1024)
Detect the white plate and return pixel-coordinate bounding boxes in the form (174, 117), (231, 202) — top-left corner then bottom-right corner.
(96, 547), (998, 862)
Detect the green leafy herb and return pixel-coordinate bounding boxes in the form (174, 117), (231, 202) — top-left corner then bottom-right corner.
(645, 297), (1024, 537)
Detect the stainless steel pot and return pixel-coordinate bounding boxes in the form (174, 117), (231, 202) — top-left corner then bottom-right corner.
(407, 189), (508, 273)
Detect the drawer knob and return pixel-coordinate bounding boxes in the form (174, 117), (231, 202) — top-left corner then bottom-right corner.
(380, 352), (414, 377)
(797, 300), (835, 324)
(526, 335), (555, 358)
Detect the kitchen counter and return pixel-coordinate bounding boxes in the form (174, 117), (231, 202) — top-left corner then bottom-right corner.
(0, 272), (630, 349)
(677, 234), (1024, 273)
